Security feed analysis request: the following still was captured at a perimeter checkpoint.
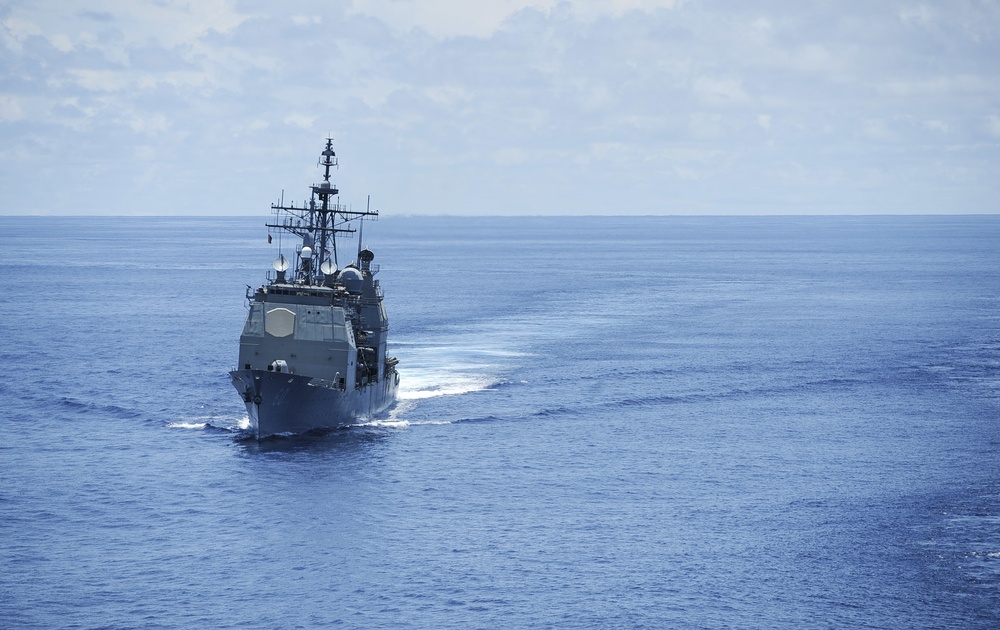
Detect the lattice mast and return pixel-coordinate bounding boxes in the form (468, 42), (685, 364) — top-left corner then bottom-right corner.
(265, 138), (379, 285)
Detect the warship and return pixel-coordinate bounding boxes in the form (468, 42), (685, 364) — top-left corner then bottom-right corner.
(230, 138), (399, 438)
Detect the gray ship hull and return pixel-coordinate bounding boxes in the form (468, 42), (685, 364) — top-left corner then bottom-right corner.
(230, 369), (399, 439)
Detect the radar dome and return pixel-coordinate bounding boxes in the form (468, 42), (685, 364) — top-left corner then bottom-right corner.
(339, 267), (363, 293)
(300, 246), (313, 259)
(272, 254), (290, 272)
(319, 259), (337, 275)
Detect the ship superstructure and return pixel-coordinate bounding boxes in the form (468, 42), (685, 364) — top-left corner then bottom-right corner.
(230, 138), (398, 438)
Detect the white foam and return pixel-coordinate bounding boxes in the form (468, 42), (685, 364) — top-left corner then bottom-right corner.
(357, 418), (411, 429)
(355, 417), (457, 429)
(168, 415), (250, 431)
(167, 421), (208, 430)
(392, 337), (511, 403)
(397, 375), (496, 400)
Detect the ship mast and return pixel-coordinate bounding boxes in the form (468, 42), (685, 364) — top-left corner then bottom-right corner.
(265, 138), (379, 285)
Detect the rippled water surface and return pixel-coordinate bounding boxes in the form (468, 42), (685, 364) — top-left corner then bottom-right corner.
(1, 215), (998, 628)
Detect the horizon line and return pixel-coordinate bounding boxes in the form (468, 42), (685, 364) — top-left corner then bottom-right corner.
(2, 212), (999, 218)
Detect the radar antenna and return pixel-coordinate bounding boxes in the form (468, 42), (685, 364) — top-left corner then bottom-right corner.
(264, 138), (379, 285)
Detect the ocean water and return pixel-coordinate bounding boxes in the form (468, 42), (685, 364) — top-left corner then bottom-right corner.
(1, 215), (998, 629)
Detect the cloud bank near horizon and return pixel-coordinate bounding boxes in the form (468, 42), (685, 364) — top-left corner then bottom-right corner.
(2, 0), (999, 215)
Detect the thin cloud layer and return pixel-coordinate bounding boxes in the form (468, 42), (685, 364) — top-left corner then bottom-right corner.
(347, 0), (684, 38)
(1, 0), (998, 215)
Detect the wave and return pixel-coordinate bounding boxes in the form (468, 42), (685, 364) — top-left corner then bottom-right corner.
(58, 397), (143, 419)
(355, 417), (460, 429)
(166, 421), (209, 430)
(593, 376), (875, 411)
(532, 406), (582, 417)
(167, 414), (250, 432)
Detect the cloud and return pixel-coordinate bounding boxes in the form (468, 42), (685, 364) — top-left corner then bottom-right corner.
(68, 69), (129, 92)
(923, 119), (948, 133)
(988, 115), (1000, 138)
(283, 114), (318, 130)
(0, 95), (24, 121)
(346, 0), (683, 39)
(899, 4), (934, 26)
(127, 112), (170, 135)
(0, 0), (998, 215)
(291, 15), (322, 26)
(693, 77), (750, 106)
(881, 75), (994, 97)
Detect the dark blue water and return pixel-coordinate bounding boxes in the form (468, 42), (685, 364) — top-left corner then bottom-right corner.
(1, 215), (998, 628)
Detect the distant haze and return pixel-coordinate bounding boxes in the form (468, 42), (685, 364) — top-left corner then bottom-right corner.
(2, 1), (998, 215)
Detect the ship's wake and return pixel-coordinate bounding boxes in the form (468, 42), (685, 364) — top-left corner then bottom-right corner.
(355, 335), (523, 428)
(392, 338), (514, 401)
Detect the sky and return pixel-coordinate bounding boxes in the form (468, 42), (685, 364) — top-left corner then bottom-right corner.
(1, 0), (999, 215)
